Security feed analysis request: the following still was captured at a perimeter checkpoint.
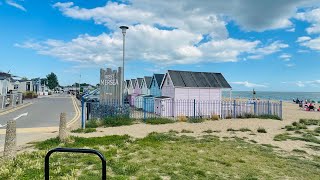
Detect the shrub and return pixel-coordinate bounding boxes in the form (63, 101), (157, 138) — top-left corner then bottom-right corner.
(274, 133), (291, 141)
(145, 118), (175, 125)
(187, 117), (204, 123)
(104, 116), (134, 127)
(211, 114), (219, 120)
(181, 129), (193, 133)
(22, 91), (37, 99)
(257, 127), (267, 133)
(177, 115), (188, 122)
(243, 113), (257, 118)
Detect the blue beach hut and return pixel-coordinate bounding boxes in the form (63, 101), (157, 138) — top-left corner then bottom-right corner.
(150, 74), (165, 97)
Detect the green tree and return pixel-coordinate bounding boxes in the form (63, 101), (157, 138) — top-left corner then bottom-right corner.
(46, 72), (59, 90)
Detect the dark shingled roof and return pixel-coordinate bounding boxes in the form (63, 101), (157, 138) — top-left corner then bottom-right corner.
(144, 76), (152, 88)
(166, 70), (231, 88)
(126, 80), (130, 87)
(154, 74), (164, 87)
(131, 79), (137, 88)
(137, 78), (143, 88)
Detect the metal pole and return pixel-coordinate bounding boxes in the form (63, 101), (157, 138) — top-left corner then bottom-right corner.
(121, 33), (125, 106)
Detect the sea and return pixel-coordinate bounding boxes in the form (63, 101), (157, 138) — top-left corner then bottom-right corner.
(222, 91), (320, 102)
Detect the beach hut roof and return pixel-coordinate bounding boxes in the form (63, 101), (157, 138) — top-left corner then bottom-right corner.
(126, 80), (130, 87)
(162, 70), (231, 89)
(131, 79), (137, 88)
(137, 78), (143, 88)
(151, 74), (164, 88)
(144, 76), (152, 88)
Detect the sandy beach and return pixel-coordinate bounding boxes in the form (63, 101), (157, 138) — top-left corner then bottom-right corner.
(73, 101), (320, 156)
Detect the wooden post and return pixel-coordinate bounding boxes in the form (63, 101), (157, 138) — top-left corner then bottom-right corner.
(59, 112), (68, 142)
(4, 120), (16, 160)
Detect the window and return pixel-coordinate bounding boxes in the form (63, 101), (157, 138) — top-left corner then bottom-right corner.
(14, 85), (18, 89)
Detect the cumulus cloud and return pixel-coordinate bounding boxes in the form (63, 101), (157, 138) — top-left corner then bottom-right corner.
(296, 7), (320, 34)
(299, 37), (320, 51)
(6, 0), (26, 11)
(282, 80), (320, 87)
(231, 81), (267, 88)
(247, 41), (289, 59)
(296, 36), (312, 42)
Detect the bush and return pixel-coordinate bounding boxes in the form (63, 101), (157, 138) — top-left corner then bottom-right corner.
(227, 128), (237, 132)
(314, 127), (320, 133)
(257, 127), (267, 133)
(145, 118), (175, 125)
(211, 114), (219, 120)
(299, 119), (320, 126)
(187, 117), (204, 123)
(104, 116), (134, 127)
(177, 115), (187, 122)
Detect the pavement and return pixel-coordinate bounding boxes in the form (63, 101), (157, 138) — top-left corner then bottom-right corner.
(0, 93), (81, 152)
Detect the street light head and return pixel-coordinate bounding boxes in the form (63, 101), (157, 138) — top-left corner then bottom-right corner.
(119, 26), (129, 35)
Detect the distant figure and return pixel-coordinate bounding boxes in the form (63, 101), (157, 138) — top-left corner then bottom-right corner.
(309, 103), (315, 111)
(296, 98), (299, 104)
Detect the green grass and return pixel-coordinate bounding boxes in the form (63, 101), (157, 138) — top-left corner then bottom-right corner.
(85, 116), (134, 128)
(144, 117), (175, 124)
(2, 133), (320, 179)
(71, 128), (97, 133)
(299, 119), (320, 126)
(314, 127), (320, 134)
(257, 114), (282, 120)
(285, 122), (307, 131)
(292, 149), (307, 154)
(202, 129), (214, 133)
(239, 128), (252, 132)
(274, 132), (320, 144)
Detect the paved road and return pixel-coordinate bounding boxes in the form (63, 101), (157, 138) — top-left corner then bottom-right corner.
(0, 94), (76, 128)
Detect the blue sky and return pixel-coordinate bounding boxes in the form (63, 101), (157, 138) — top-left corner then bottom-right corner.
(1, 0), (320, 91)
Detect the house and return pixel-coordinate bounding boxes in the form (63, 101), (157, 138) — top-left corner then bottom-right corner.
(17, 80), (34, 93)
(149, 74), (164, 97)
(141, 76), (152, 95)
(155, 70), (231, 117)
(133, 78), (143, 95)
(0, 72), (11, 95)
(129, 79), (137, 105)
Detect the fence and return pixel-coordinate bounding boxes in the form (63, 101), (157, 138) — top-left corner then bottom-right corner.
(0, 93), (23, 110)
(85, 99), (282, 121)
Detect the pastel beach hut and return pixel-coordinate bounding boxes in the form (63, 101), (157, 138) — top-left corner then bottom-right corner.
(129, 79), (137, 106)
(155, 70), (231, 117)
(150, 74), (165, 97)
(134, 78), (144, 108)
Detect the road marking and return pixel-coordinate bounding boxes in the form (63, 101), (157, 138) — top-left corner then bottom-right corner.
(0, 126), (58, 134)
(13, 112), (28, 120)
(0, 102), (32, 116)
(67, 96), (81, 127)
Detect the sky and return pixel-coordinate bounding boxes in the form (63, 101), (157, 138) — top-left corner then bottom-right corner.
(1, 0), (320, 91)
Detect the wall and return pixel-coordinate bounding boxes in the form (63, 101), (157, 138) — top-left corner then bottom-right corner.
(150, 77), (161, 97)
(0, 79), (9, 95)
(161, 74), (174, 98)
(133, 81), (141, 95)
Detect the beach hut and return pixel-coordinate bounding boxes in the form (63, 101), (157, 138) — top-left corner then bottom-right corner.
(129, 79), (138, 106)
(154, 96), (173, 117)
(141, 76), (152, 95)
(134, 78), (143, 108)
(143, 95), (154, 112)
(160, 70), (232, 117)
(150, 74), (164, 97)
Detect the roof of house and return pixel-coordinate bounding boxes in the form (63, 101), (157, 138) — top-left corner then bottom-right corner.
(137, 78), (143, 88)
(165, 70), (231, 88)
(152, 74), (165, 88)
(131, 79), (136, 88)
(0, 72), (11, 78)
(144, 76), (152, 88)
(126, 80), (130, 87)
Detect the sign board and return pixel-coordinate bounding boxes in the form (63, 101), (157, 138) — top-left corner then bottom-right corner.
(100, 67), (122, 104)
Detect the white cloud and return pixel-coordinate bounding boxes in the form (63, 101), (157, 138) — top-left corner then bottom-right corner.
(247, 41), (289, 59)
(282, 80), (320, 87)
(279, 53), (291, 61)
(296, 36), (311, 42)
(299, 37), (320, 51)
(296, 7), (320, 34)
(231, 81), (267, 88)
(6, 0), (26, 11)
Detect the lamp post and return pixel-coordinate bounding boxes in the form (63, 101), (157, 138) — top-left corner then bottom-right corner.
(119, 26), (128, 105)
